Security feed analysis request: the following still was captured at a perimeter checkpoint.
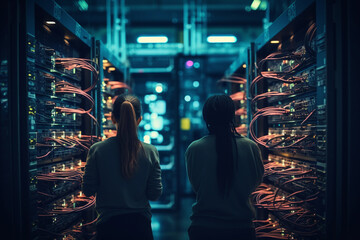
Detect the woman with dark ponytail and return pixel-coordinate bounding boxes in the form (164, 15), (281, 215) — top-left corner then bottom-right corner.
(82, 94), (162, 240)
(186, 94), (264, 240)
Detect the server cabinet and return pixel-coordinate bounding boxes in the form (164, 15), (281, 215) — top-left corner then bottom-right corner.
(95, 40), (129, 139)
(226, 0), (333, 238)
(250, 0), (326, 238)
(3, 0), (101, 238)
(222, 52), (249, 136)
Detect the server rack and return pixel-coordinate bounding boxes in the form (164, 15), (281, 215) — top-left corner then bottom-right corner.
(252, 0), (326, 238)
(226, 0), (331, 239)
(95, 40), (129, 139)
(129, 56), (179, 209)
(3, 0), (101, 238)
(222, 52), (249, 136)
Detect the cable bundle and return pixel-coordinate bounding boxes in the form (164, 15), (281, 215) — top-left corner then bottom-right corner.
(55, 58), (99, 93)
(218, 75), (247, 84)
(37, 170), (83, 182)
(38, 194), (96, 216)
(254, 219), (290, 239)
(230, 91), (246, 101)
(106, 81), (131, 90)
(36, 135), (98, 159)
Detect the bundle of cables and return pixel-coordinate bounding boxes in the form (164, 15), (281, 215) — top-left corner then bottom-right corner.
(263, 161), (313, 178)
(218, 75), (247, 84)
(38, 194), (96, 216)
(254, 219), (290, 239)
(106, 80), (131, 90)
(249, 24), (318, 149)
(250, 23), (317, 100)
(55, 58), (99, 93)
(54, 58), (100, 126)
(35, 135), (97, 159)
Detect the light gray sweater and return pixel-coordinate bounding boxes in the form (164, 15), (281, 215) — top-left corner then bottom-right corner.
(82, 137), (162, 224)
(185, 135), (264, 229)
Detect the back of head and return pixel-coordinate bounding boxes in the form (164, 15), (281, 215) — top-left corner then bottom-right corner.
(112, 94), (142, 178)
(202, 94), (238, 197)
(203, 94), (236, 133)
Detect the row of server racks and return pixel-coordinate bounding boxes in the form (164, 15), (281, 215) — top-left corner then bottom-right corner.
(222, 0), (359, 239)
(0, 0), (177, 239)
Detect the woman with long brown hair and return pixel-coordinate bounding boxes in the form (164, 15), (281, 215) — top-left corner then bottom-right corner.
(82, 94), (162, 240)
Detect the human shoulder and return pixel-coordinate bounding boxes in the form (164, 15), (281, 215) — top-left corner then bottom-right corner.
(236, 135), (255, 145)
(89, 137), (116, 151)
(141, 141), (157, 151)
(186, 135), (212, 152)
(236, 135), (260, 150)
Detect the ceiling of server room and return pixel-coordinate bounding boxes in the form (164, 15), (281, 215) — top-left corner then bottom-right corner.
(58, 0), (295, 74)
(59, 0), (294, 43)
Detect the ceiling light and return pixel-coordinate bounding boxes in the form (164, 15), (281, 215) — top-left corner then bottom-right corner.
(250, 0), (261, 11)
(206, 35), (237, 43)
(46, 21), (56, 25)
(270, 40), (280, 44)
(76, 0), (88, 11)
(137, 36), (168, 43)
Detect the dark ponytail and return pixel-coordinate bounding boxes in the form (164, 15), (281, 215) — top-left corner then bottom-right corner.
(112, 94), (142, 178)
(203, 95), (239, 197)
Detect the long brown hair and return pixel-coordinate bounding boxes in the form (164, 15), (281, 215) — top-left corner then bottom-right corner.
(112, 94), (142, 178)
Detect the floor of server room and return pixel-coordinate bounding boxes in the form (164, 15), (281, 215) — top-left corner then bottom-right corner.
(152, 197), (194, 240)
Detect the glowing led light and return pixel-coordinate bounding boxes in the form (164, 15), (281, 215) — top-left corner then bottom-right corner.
(150, 131), (159, 138)
(250, 0), (261, 10)
(259, 0), (268, 10)
(108, 67), (116, 72)
(185, 60), (194, 68)
(151, 116), (164, 130)
(184, 95), (191, 102)
(103, 59), (108, 63)
(46, 21), (56, 25)
(193, 62), (200, 68)
(155, 84), (163, 93)
(144, 135), (151, 144)
(144, 124), (151, 130)
(242, 63), (247, 68)
(77, 0), (88, 11)
(157, 134), (164, 143)
(151, 221), (160, 231)
(137, 36), (168, 43)
(143, 113), (150, 120)
(193, 81), (200, 88)
(151, 113), (158, 119)
(207, 35), (237, 43)
(149, 95), (157, 101)
(270, 40), (280, 44)
(193, 101), (200, 108)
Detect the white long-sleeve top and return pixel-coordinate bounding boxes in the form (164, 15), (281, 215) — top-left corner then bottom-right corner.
(82, 137), (162, 224)
(185, 135), (264, 229)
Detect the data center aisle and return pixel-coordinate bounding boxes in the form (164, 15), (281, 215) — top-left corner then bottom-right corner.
(152, 196), (195, 240)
